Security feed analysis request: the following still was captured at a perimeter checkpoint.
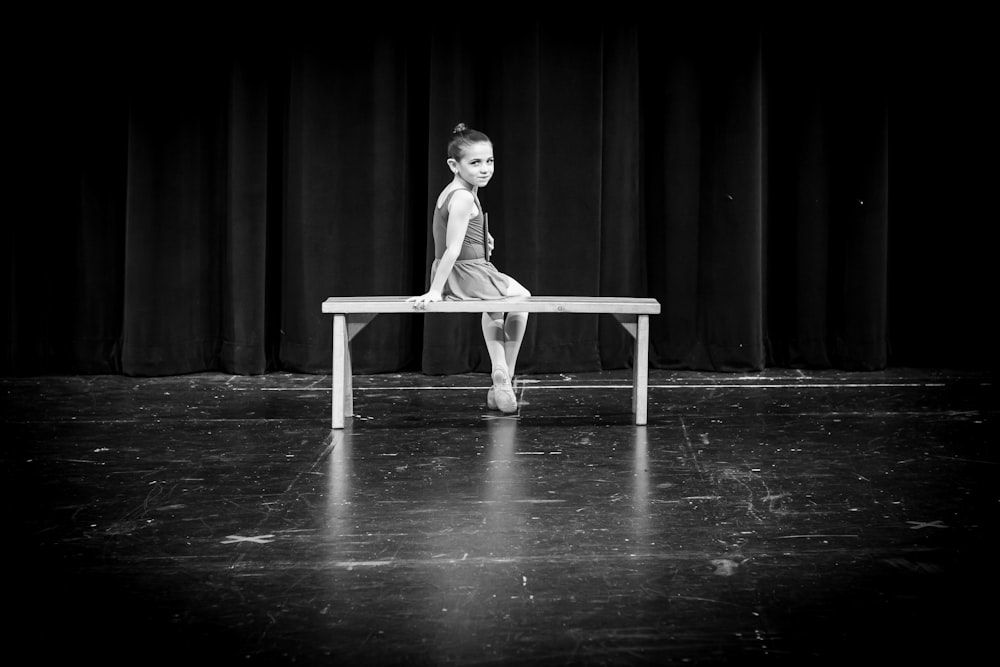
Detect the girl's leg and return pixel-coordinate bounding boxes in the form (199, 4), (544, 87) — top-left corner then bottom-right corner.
(481, 312), (508, 375)
(483, 311), (516, 413)
(503, 279), (532, 378)
(503, 312), (528, 377)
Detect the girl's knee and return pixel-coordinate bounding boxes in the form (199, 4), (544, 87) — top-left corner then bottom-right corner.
(506, 279), (531, 298)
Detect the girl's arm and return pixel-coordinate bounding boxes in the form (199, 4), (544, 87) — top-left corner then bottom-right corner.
(408, 191), (475, 304)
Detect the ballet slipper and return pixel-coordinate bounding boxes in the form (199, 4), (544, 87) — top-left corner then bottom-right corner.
(491, 369), (517, 414)
(487, 376), (516, 410)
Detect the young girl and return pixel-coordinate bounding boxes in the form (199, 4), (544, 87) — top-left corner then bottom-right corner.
(408, 124), (531, 414)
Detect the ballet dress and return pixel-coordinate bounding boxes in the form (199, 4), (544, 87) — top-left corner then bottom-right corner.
(430, 186), (523, 300)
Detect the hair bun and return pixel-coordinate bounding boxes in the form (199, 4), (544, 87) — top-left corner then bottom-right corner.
(452, 123), (467, 134)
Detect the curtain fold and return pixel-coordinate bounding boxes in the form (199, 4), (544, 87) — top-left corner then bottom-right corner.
(3, 23), (910, 377)
(220, 51), (271, 375)
(598, 27), (644, 369)
(120, 47), (226, 376)
(280, 32), (422, 374)
(763, 28), (889, 370)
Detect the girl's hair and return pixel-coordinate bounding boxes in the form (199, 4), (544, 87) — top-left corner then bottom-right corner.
(447, 123), (491, 160)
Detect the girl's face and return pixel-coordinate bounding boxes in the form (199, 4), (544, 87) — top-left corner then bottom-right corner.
(450, 141), (494, 188)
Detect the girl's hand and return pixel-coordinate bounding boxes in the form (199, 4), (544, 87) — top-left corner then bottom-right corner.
(487, 233), (495, 255)
(407, 290), (443, 308)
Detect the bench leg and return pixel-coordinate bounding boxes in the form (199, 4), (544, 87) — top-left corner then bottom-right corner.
(332, 314), (354, 429)
(633, 315), (649, 426)
(614, 314), (651, 426)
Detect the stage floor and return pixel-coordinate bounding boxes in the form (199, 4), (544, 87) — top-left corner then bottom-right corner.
(3, 368), (996, 665)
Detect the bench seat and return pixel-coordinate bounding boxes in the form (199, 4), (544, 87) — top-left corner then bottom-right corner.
(322, 296), (660, 428)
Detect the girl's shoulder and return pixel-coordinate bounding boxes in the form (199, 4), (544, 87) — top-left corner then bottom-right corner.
(436, 184), (475, 210)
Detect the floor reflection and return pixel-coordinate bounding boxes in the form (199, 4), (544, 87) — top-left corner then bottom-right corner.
(482, 416), (525, 557)
(631, 426), (650, 548)
(427, 416), (528, 663)
(325, 428), (353, 545)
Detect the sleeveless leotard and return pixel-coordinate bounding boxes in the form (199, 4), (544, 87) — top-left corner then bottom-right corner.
(433, 187), (487, 260)
(428, 185), (527, 301)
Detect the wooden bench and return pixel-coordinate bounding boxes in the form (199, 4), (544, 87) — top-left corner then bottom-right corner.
(321, 296), (661, 428)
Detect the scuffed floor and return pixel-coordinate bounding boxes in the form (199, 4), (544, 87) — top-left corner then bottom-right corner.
(3, 368), (996, 665)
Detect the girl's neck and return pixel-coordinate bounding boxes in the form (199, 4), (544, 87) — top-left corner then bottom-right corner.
(453, 175), (477, 195)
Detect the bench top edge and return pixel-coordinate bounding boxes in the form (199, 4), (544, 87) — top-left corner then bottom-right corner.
(322, 296), (660, 314)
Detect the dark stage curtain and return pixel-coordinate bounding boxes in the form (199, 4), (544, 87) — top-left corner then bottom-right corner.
(4, 19), (987, 377)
